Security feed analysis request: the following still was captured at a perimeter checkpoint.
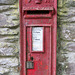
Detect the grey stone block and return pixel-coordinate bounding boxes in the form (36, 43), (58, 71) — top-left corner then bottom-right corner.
(64, 52), (75, 63)
(65, 63), (75, 75)
(66, 1), (75, 7)
(0, 57), (19, 74)
(0, 42), (19, 56)
(0, 5), (18, 12)
(61, 41), (75, 52)
(0, 14), (19, 27)
(8, 72), (20, 75)
(0, 28), (19, 35)
(0, 0), (17, 4)
(61, 25), (75, 41)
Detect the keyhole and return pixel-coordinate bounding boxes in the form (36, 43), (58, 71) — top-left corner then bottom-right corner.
(31, 57), (33, 61)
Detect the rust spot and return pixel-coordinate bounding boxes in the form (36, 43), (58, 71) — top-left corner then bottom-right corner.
(45, 65), (48, 69)
(25, 0), (27, 4)
(18, 66), (21, 71)
(40, 61), (42, 65)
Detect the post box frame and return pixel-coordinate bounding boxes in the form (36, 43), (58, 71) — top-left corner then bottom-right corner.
(26, 24), (51, 53)
(19, 0), (57, 75)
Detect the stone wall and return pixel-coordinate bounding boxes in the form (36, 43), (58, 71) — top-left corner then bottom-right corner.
(57, 0), (75, 75)
(0, 0), (20, 75)
(0, 0), (75, 75)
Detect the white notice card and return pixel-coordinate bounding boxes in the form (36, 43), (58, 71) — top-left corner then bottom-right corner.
(32, 27), (43, 51)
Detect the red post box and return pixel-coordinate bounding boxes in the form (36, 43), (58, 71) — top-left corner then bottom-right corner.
(19, 0), (57, 75)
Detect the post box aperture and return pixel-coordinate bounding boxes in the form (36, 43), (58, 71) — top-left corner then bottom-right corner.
(20, 0), (57, 75)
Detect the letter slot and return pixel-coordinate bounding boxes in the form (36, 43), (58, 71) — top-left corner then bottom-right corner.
(24, 10), (53, 19)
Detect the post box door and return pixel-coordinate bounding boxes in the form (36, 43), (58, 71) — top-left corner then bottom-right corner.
(26, 24), (51, 75)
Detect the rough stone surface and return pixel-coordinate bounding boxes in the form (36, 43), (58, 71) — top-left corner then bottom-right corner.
(8, 72), (20, 75)
(0, 0), (75, 75)
(0, 0), (20, 74)
(0, 0), (17, 4)
(61, 42), (75, 52)
(57, 0), (75, 75)
(65, 63), (75, 75)
(0, 42), (19, 56)
(0, 28), (19, 35)
(0, 13), (19, 27)
(0, 57), (19, 74)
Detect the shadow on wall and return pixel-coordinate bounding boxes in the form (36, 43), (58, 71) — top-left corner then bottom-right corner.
(57, 0), (67, 74)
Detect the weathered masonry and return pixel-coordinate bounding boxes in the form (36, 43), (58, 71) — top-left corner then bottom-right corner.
(19, 0), (57, 75)
(0, 0), (75, 75)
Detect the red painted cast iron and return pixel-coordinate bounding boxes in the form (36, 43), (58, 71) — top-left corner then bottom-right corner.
(19, 0), (57, 75)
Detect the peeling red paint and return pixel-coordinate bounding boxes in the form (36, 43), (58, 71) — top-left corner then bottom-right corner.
(19, 0), (57, 75)
(45, 65), (48, 69)
(40, 61), (43, 65)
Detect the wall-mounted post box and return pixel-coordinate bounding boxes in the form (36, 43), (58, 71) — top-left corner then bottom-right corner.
(19, 0), (57, 75)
